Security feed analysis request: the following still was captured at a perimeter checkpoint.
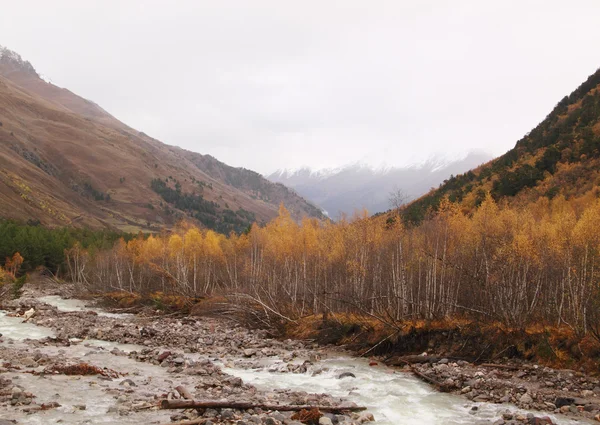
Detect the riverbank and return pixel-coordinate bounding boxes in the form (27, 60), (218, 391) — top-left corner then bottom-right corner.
(0, 282), (595, 424)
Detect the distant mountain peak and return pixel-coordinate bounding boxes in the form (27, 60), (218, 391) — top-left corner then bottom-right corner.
(268, 151), (492, 217)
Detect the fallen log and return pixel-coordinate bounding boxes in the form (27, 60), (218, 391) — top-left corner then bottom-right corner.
(388, 355), (443, 365)
(175, 385), (194, 400)
(160, 399), (366, 413)
(160, 419), (211, 425)
(410, 366), (453, 393)
(479, 363), (527, 371)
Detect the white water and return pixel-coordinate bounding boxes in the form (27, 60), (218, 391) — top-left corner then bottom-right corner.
(38, 295), (133, 319)
(0, 311), (55, 340)
(225, 357), (589, 425)
(0, 298), (593, 425)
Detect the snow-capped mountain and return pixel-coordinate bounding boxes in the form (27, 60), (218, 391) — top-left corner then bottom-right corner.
(268, 152), (492, 218)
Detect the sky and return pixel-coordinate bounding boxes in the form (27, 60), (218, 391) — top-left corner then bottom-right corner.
(1, 1), (600, 175)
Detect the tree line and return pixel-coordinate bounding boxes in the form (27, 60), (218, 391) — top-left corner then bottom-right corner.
(0, 220), (131, 275)
(60, 194), (600, 338)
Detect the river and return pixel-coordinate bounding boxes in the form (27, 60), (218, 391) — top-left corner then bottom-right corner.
(0, 296), (590, 425)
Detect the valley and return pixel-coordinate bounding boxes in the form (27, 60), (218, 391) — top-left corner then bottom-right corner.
(1, 7), (600, 425)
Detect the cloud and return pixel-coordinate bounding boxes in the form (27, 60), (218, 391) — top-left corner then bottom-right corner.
(1, 0), (600, 173)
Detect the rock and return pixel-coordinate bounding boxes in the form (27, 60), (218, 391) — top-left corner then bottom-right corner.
(319, 417), (333, 425)
(243, 349), (257, 357)
(173, 357), (185, 365)
(20, 357), (38, 368)
(502, 412), (513, 420)
(528, 417), (554, 425)
(356, 413), (374, 423)
(157, 351), (171, 362)
(119, 379), (136, 387)
(221, 409), (235, 420)
(554, 397), (575, 408)
(74, 404), (86, 410)
(204, 408), (219, 418)
(264, 418), (277, 425)
(323, 413), (338, 425)
(520, 393), (533, 404)
(338, 372), (356, 379)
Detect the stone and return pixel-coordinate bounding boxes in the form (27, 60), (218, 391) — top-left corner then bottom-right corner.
(20, 357), (38, 368)
(357, 413), (374, 423)
(264, 418), (277, 425)
(319, 417), (333, 425)
(324, 413), (339, 424)
(221, 409), (235, 420)
(338, 372), (356, 379)
(243, 349), (257, 357)
(528, 417), (554, 425)
(520, 393), (533, 404)
(157, 351), (171, 362)
(173, 357), (185, 365)
(554, 397), (575, 408)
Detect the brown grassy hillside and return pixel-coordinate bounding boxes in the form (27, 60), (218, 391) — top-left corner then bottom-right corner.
(0, 46), (324, 233)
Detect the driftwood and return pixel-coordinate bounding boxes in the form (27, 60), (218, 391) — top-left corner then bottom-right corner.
(479, 363), (525, 371)
(160, 419), (210, 425)
(160, 399), (366, 413)
(175, 385), (194, 400)
(409, 366), (453, 393)
(388, 355), (443, 365)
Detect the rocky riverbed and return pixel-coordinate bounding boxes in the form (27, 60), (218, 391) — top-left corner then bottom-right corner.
(0, 283), (596, 425)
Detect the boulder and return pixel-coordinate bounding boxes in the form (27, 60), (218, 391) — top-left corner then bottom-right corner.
(554, 397), (575, 408)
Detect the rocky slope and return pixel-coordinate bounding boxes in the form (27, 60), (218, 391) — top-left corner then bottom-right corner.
(0, 45), (325, 233)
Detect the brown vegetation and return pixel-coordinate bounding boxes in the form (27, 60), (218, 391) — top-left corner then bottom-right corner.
(45, 362), (121, 378)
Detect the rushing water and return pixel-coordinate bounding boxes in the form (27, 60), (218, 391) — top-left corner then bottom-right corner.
(0, 298), (593, 425)
(38, 295), (133, 319)
(0, 310), (55, 340)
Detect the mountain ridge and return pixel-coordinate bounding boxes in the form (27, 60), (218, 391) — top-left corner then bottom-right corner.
(268, 152), (491, 217)
(398, 67), (600, 224)
(0, 45), (325, 233)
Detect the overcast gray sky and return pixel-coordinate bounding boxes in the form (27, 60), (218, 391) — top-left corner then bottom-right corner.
(1, 1), (600, 174)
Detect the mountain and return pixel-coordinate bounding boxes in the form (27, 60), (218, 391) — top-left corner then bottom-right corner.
(400, 67), (600, 224)
(268, 152), (491, 218)
(0, 45), (325, 233)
